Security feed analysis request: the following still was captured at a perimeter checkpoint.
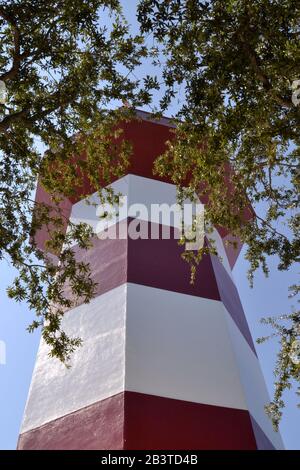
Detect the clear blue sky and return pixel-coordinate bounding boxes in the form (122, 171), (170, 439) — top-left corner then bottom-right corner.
(0, 0), (299, 450)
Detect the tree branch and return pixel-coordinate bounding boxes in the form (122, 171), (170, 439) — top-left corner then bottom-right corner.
(0, 7), (22, 82)
(0, 108), (29, 131)
(243, 41), (293, 108)
(236, 14), (293, 109)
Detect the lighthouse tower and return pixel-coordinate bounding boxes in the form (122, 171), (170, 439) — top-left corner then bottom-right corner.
(18, 112), (283, 450)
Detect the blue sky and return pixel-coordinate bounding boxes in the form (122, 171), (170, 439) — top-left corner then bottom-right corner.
(0, 0), (299, 451)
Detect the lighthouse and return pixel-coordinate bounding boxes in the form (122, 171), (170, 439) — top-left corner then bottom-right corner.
(18, 111), (283, 450)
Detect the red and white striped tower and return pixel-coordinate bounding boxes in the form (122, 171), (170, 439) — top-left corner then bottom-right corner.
(18, 112), (283, 450)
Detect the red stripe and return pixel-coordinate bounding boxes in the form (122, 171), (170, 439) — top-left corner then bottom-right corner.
(33, 183), (72, 256)
(18, 392), (258, 450)
(127, 221), (220, 301)
(67, 119), (175, 204)
(62, 220), (128, 304)
(18, 393), (124, 450)
(61, 219), (220, 307)
(124, 392), (257, 450)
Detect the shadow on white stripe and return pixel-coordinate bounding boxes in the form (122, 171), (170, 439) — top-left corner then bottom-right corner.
(223, 306), (284, 449)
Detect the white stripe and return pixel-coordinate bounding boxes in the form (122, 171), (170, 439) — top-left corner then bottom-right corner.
(125, 283), (247, 411)
(135, 109), (177, 128)
(68, 175), (179, 234)
(21, 284), (127, 434)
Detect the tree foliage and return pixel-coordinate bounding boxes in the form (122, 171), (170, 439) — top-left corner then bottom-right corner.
(0, 0), (299, 428)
